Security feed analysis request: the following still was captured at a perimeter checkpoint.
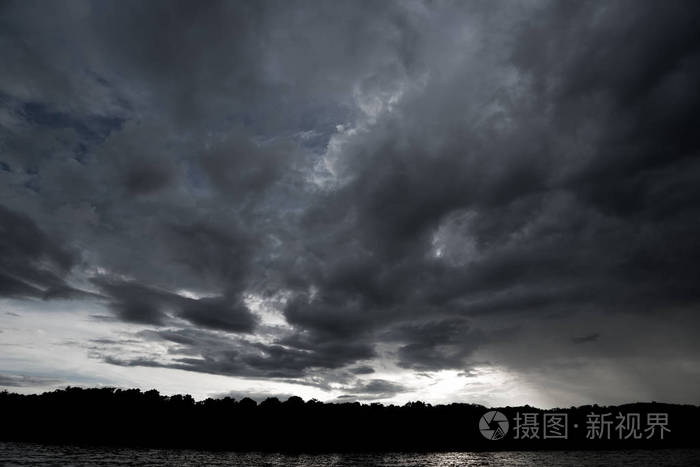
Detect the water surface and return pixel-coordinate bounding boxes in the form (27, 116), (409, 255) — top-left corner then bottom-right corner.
(2, 442), (699, 466)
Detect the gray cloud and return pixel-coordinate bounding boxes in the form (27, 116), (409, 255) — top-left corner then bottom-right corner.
(337, 379), (408, 401)
(1, 0), (700, 404)
(0, 373), (63, 388)
(95, 326), (373, 381)
(0, 204), (79, 299)
(349, 365), (375, 375)
(572, 333), (600, 345)
(92, 277), (258, 332)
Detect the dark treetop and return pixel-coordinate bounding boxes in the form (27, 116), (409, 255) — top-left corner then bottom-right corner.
(2, 387), (698, 452)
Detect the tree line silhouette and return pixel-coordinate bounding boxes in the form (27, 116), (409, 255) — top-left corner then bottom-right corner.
(1, 387), (698, 452)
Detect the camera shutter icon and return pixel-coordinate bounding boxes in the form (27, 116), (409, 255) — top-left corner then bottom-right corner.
(479, 410), (509, 440)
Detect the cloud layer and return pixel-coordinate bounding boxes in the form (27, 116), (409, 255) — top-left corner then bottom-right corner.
(1, 0), (700, 405)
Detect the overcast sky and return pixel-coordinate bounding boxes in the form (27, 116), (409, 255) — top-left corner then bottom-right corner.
(1, 0), (699, 408)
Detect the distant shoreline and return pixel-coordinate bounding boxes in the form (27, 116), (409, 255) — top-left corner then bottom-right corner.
(2, 387), (698, 452)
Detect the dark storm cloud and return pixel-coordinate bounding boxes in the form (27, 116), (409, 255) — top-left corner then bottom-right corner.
(180, 297), (257, 333)
(122, 162), (173, 195)
(0, 204), (80, 299)
(298, 1), (698, 390)
(349, 365), (375, 375)
(2, 0), (700, 402)
(384, 319), (488, 371)
(92, 279), (172, 325)
(274, 0), (700, 373)
(92, 277), (258, 332)
(161, 221), (256, 292)
(197, 134), (289, 199)
(98, 326), (375, 380)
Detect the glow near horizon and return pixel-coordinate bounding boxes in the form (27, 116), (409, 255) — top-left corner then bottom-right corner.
(0, 297), (555, 407)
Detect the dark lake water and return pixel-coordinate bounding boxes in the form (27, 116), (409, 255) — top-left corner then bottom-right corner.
(2, 442), (700, 466)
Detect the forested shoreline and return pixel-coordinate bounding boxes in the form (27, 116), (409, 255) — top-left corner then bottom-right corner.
(1, 388), (698, 452)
